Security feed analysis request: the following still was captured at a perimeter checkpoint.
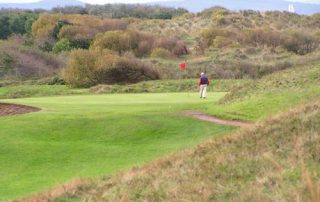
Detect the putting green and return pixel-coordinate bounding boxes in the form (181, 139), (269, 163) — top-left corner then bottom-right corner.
(0, 93), (234, 201)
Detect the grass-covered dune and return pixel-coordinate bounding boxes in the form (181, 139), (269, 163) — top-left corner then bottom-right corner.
(203, 62), (320, 121)
(58, 100), (320, 202)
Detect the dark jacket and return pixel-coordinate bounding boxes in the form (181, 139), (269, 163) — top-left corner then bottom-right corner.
(198, 76), (210, 86)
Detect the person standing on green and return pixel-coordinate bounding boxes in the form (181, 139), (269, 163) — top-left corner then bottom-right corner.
(198, 72), (210, 99)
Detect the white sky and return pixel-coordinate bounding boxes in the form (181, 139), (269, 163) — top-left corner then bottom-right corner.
(0, 0), (319, 4)
(0, 0), (179, 3)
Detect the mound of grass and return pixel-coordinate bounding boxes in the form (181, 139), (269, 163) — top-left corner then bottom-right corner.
(222, 62), (320, 103)
(0, 85), (88, 99)
(200, 62), (320, 121)
(56, 100), (320, 202)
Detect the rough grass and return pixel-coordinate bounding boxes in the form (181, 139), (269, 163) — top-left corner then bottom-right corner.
(54, 100), (320, 202)
(222, 62), (320, 103)
(200, 62), (320, 121)
(0, 79), (247, 99)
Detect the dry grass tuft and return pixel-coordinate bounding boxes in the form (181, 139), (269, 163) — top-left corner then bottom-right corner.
(14, 178), (88, 202)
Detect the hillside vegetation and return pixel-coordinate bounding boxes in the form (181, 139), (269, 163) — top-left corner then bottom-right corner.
(1, 7), (320, 86)
(1, 5), (320, 202)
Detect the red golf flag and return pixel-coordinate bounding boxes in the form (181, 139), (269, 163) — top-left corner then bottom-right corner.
(179, 63), (187, 70)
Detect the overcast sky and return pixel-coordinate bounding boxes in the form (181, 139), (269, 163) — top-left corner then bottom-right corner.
(1, 0), (320, 4)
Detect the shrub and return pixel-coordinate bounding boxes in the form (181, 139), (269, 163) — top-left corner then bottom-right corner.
(32, 14), (128, 50)
(63, 49), (109, 87)
(106, 56), (160, 84)
(63, 49), (159, 87)
(32, 14), (61, 39)
(283, 31), (319, 55)
(153, 37), (188, 57)
(0, 42), (63, 79)
(150, 48), (172, 59)
(92, 30), (188, 58)
(201, 28), (236, 47)
(213, 36), (233, 48)
(241, 29), (284, 48)
(52, 38), (71, 53)
(91, 30), (129, 55)
(0, 52), (14, 77)
(135, 40), (153, 57)
(211, 9), (229, 26)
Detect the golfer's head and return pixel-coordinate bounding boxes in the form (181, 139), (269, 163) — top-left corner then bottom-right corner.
(201, 72), (205, 76)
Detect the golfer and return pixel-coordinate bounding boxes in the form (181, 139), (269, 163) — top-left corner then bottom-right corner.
(198, 72), (209, 99)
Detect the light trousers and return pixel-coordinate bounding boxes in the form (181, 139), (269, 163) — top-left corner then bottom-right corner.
(200, 84), (207, 98)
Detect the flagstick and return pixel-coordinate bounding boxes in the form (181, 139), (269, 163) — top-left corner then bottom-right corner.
(185, 59), (191, 97)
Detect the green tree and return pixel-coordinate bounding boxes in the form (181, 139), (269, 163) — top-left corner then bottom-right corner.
(0, 15), (11, 39)
(8, 14), (26, 35)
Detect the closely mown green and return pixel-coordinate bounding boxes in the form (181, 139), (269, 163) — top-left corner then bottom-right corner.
(0, 93), (233, 201)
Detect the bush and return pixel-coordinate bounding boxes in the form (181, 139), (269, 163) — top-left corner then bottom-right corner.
(91, 31), (130, 55)
(0, 42), (63, 79)
(0, 52), (14, 77)
(213, 36), (234, 48)
(283, 31), (319, 55)
(150, 48), (172, 59)
(52, 38), (71, 53)
(63, 49), (109, 87)
(63, 49), (159, 87)
(241, 29), (284, 48)
(32, 14), (128, 50)
(91, 30), (188, 58)
(153, 37), (188, 57)
(201, 28), (236, 47)
(211, 9), (229, 26)
(106, 56), (160, 84)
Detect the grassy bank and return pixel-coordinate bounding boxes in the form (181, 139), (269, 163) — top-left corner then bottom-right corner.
(55, 100), (320, 202)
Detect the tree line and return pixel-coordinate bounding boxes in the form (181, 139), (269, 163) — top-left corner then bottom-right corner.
(52, 4), (188, 19)
(0, 12), (38, 39)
